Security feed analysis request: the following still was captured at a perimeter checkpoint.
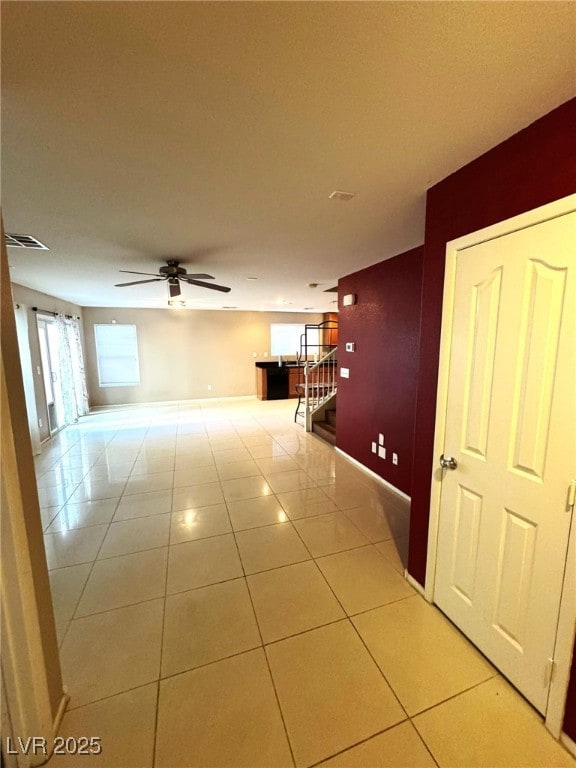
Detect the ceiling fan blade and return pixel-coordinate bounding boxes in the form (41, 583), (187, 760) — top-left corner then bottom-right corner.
(115, 278), (165, 287)
(118, 270), (162, 277)
(169, 281), (181, 298)
(185, 278), (231, 293)
(179, 273), (215, 280)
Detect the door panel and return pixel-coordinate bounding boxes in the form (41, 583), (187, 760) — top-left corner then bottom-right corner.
(462, 266), (501, 459)
(435, 211), (575, 714)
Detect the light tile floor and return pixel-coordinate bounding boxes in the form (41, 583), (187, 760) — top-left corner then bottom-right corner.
(36, 398), (575, 767)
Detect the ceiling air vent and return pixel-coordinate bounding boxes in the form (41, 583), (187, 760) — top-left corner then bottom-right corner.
(328, 190), (355, 201)
(5, 233), (49, 250)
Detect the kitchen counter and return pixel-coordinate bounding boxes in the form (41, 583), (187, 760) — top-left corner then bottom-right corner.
(255, 362), (303, 399)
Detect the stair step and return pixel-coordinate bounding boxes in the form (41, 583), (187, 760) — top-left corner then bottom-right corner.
(312, 420), (336, 446)
(325, 409), (336, 427)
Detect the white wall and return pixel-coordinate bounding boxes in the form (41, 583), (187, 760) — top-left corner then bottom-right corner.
(82, 307), (324, 406)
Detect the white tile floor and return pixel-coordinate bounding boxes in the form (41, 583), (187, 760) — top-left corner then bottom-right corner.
(36, 398), (575, 767)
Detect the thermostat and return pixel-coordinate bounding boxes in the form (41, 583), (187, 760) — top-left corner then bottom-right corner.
(345, 342), (355, 352)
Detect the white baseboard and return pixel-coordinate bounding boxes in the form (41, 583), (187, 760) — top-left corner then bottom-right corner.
(88, 395), (257, 412)
(53, 690), (69, 734)
(335, 448), (411, 503)
(561, 732), (576, 758)
(404, 570), (428, 599)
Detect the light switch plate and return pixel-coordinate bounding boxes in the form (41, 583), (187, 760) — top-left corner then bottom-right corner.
(378, 446), (386, 459)
(378, 433), (384, 446)
(371, 442), (377, 454)
(340, 367), (350, 379)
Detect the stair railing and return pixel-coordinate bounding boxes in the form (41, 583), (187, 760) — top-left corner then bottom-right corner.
(294, 318), (338, 430)
(295, 346), (336, 431)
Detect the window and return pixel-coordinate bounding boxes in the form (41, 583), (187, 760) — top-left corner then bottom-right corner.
(94, 324), (140, 387)
(270, 323), (320, 358)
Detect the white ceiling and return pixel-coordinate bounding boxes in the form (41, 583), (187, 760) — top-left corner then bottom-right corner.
(2, 2), (575, 312)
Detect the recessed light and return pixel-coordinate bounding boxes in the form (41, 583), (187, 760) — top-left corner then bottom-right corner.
(246, 276), (258, 281)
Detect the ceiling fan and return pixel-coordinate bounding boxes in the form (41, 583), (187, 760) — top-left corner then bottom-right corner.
(115, 260), (231, 297)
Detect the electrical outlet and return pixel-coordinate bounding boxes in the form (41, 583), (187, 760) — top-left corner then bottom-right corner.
(392, 453), (399, 465)
(252, 352), (257, 357)
(38, 418), (43, 428)
(371, 441), (377, 454)
(37, 366), (41, 375)
(378, 446), (386, 459)
(207, 384), (212, 391)
(263, 352), (268, 357)
(378, 433), (384, 446)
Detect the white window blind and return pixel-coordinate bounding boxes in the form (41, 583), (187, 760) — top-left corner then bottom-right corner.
(270, 324), (320, 357)
(94, 324), (140, 387)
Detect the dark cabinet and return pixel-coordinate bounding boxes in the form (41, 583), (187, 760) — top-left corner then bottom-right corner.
(255, 363), (301, 400)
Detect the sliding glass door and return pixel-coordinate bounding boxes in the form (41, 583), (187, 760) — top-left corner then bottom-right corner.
(37, 315), (65, 435)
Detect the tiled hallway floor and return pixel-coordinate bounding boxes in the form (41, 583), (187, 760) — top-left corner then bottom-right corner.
(36, 398), (575, 767)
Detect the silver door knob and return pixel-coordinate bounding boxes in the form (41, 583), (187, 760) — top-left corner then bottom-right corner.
(439, 454), (458, 470)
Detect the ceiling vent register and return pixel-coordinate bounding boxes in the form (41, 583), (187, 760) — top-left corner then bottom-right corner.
(5, 233), (49, 250)
(328, 190), (355, 201)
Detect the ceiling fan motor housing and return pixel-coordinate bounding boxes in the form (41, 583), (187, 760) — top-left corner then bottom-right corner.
(159, 261), (185, 277)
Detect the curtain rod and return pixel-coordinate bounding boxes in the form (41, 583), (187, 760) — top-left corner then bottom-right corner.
(31, 307), (80, 321)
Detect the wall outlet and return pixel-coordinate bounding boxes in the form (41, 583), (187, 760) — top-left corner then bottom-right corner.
(263, 352), (268, 357)
(378, 446), (386, 459)
(392, 452), (399, 465)
(378, 433), (384, 446)
(340, 367), (350, 379)
(37, 366), (41, 376)
(252, 351), (257, 357)
(371, 441), (377, 454)
(207, 384), (212, 391)
(38, 418), (43, 428)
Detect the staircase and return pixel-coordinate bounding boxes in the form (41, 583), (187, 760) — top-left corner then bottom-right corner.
(312, 408), (336, 446)
(294, 318), (338, 444)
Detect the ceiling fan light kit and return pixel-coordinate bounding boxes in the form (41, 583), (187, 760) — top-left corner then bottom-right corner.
(115, 260), (231, 298)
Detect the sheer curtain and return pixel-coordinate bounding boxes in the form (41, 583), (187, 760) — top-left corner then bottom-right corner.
(54, 314), (89, 423)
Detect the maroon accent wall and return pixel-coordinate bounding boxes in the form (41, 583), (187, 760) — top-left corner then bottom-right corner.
(336, 247), (423, 496)
(407, 97), (576, 739)
(564, 645), (576, 741)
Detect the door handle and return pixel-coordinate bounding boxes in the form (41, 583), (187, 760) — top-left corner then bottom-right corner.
(440, 454), (458, 470)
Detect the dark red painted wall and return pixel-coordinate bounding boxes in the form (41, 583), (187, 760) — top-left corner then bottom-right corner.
(564, 650), (576, 742)
(336, 247), (423, 496)
(407, 97), (576, 739)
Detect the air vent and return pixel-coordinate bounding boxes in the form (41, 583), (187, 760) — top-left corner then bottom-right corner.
(5, 233), (49, 250)
(324, 286), (338, 293)
(329, 190), (355, 201)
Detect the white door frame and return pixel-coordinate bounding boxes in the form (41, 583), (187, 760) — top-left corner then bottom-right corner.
(424, 194), (576, 739)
